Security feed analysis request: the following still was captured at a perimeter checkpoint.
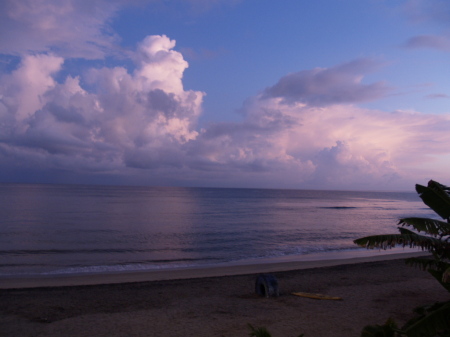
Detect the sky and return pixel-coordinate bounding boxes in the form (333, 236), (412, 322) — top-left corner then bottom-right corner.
(0, 0), (450, 191)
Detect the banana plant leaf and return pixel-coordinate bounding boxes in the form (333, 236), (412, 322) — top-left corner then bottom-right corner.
(404, 257), (439, 272)
(443, 266), (450, 284)
(416, 181), (450, 221)
(402, 301), (450, 337)
(354, 233), (446, 251)
(360, 318), (397, 337)
(398, 227), (418, 235)
(399, 217), (450, 237)
(428, 268), (450, 292)
(356, 180), (450, 337)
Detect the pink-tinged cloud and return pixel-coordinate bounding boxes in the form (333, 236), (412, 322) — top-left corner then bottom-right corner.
(1, 35), (450, 190)
(194, 95), (450, 189)
(0, 0), (231, 59)
(0, 35), (204, 175)
(0, 0), (125, 59)
(402, 0), (450, 24)
(405, 34), (450, 51)
(261, 58), (391, 106)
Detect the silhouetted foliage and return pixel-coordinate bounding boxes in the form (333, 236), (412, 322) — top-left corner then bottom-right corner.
(355, 180), (450, 337)
(360, 318), (398, 337)
(247, 324), (304, 337)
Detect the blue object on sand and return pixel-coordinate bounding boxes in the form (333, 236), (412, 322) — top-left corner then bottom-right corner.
(255, 274), (279, 298)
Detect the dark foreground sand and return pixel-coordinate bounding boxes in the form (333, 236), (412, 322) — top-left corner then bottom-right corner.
(1, 255), (449, 337)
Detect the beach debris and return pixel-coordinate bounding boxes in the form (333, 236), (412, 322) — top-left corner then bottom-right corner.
(255, 274), (279, 298)
(291, 292), (342, 300)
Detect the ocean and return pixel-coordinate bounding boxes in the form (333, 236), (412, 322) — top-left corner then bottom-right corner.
(0, 183), (434, 277)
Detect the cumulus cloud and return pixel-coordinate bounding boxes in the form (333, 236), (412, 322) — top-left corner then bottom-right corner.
(3, 30), (450, 190)
(0, 35), (204, 178)
(183, 57), (450, 189)
(0, 53), (64, 122)
(192, 91), (450, 189)
(2, 37), (450, 190)
(261, 58), (390, 106)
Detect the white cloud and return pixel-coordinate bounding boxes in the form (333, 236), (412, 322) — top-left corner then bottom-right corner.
(0, 35), (204, 177)
(134, 35), (189, 94)
(0, 53), (64, 123)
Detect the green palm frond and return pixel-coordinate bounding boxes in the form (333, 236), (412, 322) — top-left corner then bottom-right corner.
(399, 217), (450, 237)
(416, 181), (450, 221)
(354, 233), (444, 251)
(402, 301), (450, 337)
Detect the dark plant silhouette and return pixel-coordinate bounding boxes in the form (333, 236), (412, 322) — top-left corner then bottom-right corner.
(360, 318), (397, 337)
(354, 180), (450, 337)
(247, 324), (304, 337)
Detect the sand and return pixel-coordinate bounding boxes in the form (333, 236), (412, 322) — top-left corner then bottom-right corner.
(1, 253), (449, 337)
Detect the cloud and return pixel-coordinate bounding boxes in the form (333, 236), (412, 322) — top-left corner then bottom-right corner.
(404, 34), (450, 51)
(2, 60), (72, 118)
(191, 90), (450, 189)
(400, 1), (450, 54)
(0, 0), (235, 59)
(261, 58), (391, 107)
(0, 35), (204, 177)
(164, 0), (242, 15)
(2, 39), (450, 190)
(402, 0), (450, 24)
(0, 0), (126, 59)
(425, 93), (449, 99)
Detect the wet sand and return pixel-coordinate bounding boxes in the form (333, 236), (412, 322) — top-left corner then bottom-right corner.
(1, 253), (449, 337)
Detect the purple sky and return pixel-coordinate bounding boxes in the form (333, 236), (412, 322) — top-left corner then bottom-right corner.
(1, 0), (450, 191)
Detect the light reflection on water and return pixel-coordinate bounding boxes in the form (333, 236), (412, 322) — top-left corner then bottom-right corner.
(0, 183), (433, 276)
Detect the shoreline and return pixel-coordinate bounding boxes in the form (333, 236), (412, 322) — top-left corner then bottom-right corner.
(0, 250), (428, 289)
(2, 252), (448, 337)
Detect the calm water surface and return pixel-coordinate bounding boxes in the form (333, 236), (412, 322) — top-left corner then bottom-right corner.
(0, 183), (433, 276)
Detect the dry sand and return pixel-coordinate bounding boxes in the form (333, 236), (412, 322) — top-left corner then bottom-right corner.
(1, 253), (449, 337)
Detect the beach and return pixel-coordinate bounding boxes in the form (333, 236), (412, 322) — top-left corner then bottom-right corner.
(1, 253), (449, 337)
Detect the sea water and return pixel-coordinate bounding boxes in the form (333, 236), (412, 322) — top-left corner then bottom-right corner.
(0, 183), (434, 276)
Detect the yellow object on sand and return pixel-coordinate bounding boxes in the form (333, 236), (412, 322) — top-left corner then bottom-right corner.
(291, 292), (342, 300)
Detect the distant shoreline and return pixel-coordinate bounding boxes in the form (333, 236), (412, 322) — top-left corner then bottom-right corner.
(0, 250), (428, 289)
